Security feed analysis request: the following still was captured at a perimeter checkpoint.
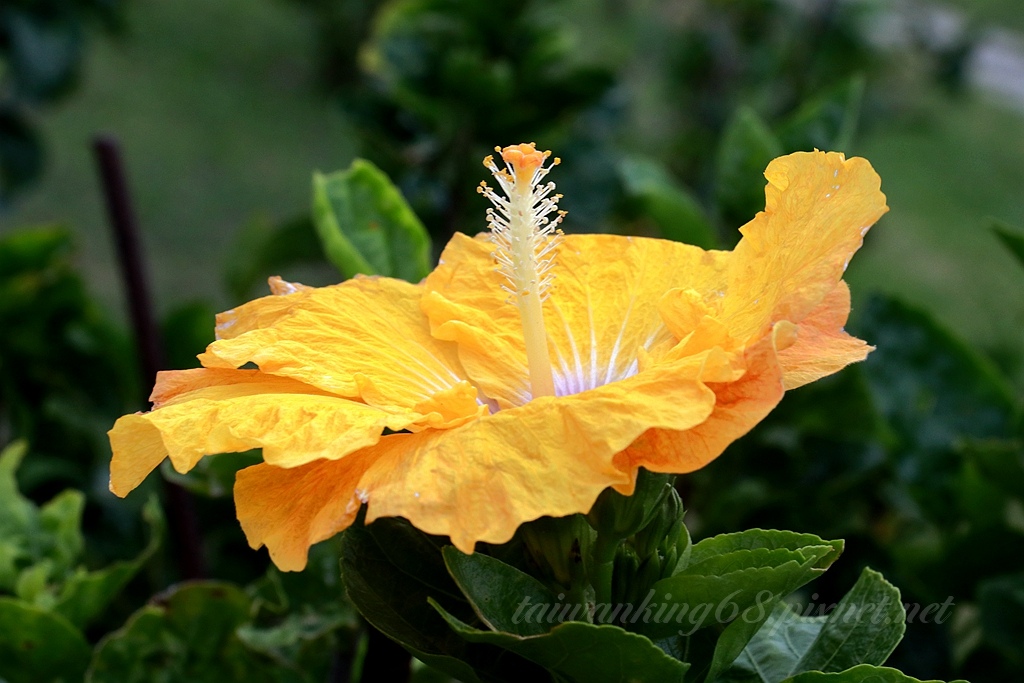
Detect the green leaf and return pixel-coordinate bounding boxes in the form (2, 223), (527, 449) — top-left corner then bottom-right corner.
(240, 538), (358, 679)
(777, 76), (866, 153)
(722, 568), (905, 682)
(687, 530), (844, 570)
(432, 600), (689, 683)
(312, 159), (432, 282)
(442, 546), (559, 636)
(37, 489), (85, 575)
(644, 530), (842, 641)
(781, 665), (967, 683)
(87, 582), (288, 683)
(618, 156), (717, 248)
(793, 568), (905, 673)
(715, 106), (784, 234)
(0, 442), (34, 553)
(992, 220), (1024, 272)
(53, 496), (164, 629)
(0, 597), (90, 683)
(340, 521), (545, 682)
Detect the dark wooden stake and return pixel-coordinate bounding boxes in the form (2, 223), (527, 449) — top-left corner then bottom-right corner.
(93, 135), (207, 580)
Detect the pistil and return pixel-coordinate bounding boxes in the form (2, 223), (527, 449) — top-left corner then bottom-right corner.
(478, 143), (565, 399)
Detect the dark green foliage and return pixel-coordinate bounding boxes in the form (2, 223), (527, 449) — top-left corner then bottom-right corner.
(0, 227), (137, 497)
(0, 0), (128, 204)
(690, 293), (1024, 682)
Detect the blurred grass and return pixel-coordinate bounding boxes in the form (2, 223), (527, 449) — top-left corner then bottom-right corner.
(848, 90), (1024, 381)
(0, 0), (355, 316)
(945, 0), (1024, 33)
(0, 0), (1022, 384)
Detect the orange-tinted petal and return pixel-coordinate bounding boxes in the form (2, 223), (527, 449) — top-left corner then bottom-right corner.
(423, 232), (730, 406)
(614, 331), (786, 483)
(723, 151), (887, 344)
(234, 452), (373, 571)
(358, 357), (720, 553)
(778, 281), (871, 390)
(200, 276), (484, 426)
(108, 368), (423, 497)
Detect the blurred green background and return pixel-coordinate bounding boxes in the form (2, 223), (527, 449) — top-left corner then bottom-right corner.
(3, 0), (1023, 377)
(1, 0), (1024, 681)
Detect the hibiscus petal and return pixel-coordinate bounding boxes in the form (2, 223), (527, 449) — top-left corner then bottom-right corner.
(423, 232), (729, 406)
(778, 281), (871, 390)
(613, 331), (786, 485)
(234, 452), (374, 572)
(723, 151), (887, 343)
(358, 359), (718, 553)
(108, 368), (423, 497)
(199, 276), (484, 425)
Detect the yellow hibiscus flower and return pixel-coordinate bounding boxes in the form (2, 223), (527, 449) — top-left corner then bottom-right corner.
(108, 144), (887, 571)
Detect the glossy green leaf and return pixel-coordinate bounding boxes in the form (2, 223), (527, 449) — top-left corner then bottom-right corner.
(442, 546), (559, 636)
(87, 582), (288, 683)
(992, 220), (1024, 272)
(794, 568), (905, 672)
(340, 521), (545, 682)
(432, 600), (689, 683)
(715, 106), (784, 234)
(777, 76), (865, 153)
(0, 597), (90, 683)
(722, 568), (905, 682)
(619, 156), (717, 248)
(646, 530), (841, 639)
(312, 159), (432, 282)
(687, 530), (844, 570)
(781, 665), (967, 683)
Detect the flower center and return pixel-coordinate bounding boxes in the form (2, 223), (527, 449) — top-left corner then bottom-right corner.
(478, 142), (566, 399)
